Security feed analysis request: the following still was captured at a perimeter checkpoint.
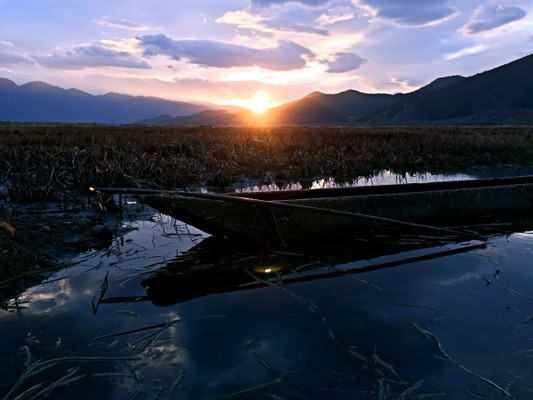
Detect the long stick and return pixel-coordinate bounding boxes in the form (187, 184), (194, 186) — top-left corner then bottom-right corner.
(93, 187), (486, 241)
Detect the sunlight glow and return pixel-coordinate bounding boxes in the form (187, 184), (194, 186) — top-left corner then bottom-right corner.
(217, 90), (281, 114)
(247, 91), (276, 113)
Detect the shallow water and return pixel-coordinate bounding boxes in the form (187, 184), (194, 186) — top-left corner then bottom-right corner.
(2, 178), (533, 399)
(232, 166), (533, 192)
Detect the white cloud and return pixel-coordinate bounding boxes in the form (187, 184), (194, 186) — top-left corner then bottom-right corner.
(215, 10), (265, 32)
(386, 77), (418, 92)
(250, 0), (330, 8)
(217, 1), (361, 38)
(257, 3), (330, 35)
(443, 44), (487, 61)
(316, 6), (356, 25)
(0, 40), (16, 49)
(461, 5), (527, 35)
(94, 17), (151, 31)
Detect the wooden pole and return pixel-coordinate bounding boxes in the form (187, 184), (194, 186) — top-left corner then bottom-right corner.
(93, 187), (486, 242)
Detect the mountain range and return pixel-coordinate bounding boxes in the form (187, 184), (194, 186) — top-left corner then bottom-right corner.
(1, 53), (532, 125)
(0, 79), (208, 124)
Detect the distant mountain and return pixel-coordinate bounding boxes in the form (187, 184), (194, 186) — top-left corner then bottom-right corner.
(153, 90), (402, 126)
(156, 109), (255, 126)
(3, 53), (532, 125)
(411, 75), (466, 95)
(266, 90), (401, 125)
(0, 79), (209, 124)
(362, 54), (533, 125)
(151, 53), (533, 126)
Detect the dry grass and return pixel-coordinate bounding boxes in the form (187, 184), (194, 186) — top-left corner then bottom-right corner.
(1, 124), (533, 201)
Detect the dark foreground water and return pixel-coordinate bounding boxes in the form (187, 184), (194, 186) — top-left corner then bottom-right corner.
(2, 187), (533, 399)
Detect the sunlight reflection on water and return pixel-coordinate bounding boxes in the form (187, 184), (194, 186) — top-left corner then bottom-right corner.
(233, 166), (533, 193)
(233, 170), (475, 193)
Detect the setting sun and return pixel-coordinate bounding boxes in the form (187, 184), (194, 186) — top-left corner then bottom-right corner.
(217, 91), (280, 114)
(246, 91), (278, 114)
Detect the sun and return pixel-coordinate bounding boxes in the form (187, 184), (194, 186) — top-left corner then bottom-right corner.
(245, 91), (278, 114)
(215, 91), (280, 115)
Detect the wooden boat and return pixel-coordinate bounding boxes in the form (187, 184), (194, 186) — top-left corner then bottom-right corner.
(137, 175), (533, 246)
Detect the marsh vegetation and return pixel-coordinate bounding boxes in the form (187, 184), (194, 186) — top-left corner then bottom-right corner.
(2, 124), (533, 399)
(1, 124), (533, 201)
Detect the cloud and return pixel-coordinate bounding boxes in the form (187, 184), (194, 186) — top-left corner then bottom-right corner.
(316, 6), (357, 25)
(217, 6), (329, 35)
(0, 40), (16, 49)
(325, 52), (365, 73)
(356, 0), (458, 26)
(386, 77), (418, 92)
(0, 51), (34, 66)
(250, 0), (330, 8)
(443, 44), (486, 61)
(34, 44), (151, 70)
(216, 10), (265, 32)
(138, 34), (313, 71)
(0, 40), (34, 66)
(218, 1), (359, 36)
(461, 5), (527, 35)
(258, 3), (331, 35)
(94, 17), (151, 31)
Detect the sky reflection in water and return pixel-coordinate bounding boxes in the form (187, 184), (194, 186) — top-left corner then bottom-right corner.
(2, 180), (533, 399)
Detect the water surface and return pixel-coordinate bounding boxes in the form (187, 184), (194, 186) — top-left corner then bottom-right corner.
(2, 177), (533, 399)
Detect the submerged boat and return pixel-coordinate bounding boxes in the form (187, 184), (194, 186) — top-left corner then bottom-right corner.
(136, 175), (533, 246)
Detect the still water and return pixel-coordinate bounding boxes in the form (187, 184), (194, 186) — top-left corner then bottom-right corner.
(2, 175), (533, 399)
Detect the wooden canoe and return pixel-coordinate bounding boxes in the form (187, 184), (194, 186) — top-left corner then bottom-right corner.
(139, 175), (533, 246)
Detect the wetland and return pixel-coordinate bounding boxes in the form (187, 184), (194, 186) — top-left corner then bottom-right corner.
(2, 125), (533, 399)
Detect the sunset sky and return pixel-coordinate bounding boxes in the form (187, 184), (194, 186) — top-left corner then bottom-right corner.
(1, 0), (531, 109)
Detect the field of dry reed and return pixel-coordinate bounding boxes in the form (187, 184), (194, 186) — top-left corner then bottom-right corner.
(1, 124), (533, 201)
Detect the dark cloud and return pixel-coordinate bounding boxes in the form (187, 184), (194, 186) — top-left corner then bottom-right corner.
(0, 51), (34, 66)
(358, 0), (458, 26)
(326, 52), (365, 73)
(34, 45), (151, 70)
(139, 34), (313, 71)
(461, 5), (526, 35)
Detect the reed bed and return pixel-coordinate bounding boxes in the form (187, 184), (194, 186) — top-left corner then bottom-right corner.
(1, 124), (533, 201)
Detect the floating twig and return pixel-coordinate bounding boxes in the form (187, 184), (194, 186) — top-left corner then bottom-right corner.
(95, 318), (181, 341)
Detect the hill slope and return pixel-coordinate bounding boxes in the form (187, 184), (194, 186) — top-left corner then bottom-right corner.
(363, 54), (533, 124)
(267, 90), (401, 125)
(0, 80), (208, 124)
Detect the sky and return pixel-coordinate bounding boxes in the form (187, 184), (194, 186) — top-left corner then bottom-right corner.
(0, 0), (532, 110)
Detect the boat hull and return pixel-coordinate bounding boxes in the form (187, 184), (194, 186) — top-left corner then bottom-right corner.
(142, 176), (533, 245)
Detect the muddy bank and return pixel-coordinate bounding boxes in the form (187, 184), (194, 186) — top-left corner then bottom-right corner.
(0, 194), (146, 303)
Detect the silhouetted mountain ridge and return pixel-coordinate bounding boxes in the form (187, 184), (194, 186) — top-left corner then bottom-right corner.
(363, 54), (533, 124)
(0, 80), (209, 124)
(1, 53), (532, 125)
(155, 53), (533, 126)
